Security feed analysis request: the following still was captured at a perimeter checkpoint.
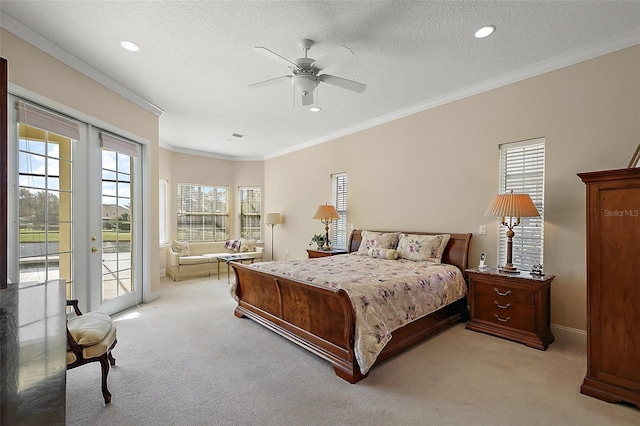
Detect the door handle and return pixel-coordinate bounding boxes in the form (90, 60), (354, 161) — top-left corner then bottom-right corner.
(91, 247), (99, 253)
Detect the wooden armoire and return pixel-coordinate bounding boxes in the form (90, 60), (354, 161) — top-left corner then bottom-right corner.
(578, 168), (640, 408)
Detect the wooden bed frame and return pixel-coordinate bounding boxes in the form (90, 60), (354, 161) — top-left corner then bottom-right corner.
(230, 229), (472, 383)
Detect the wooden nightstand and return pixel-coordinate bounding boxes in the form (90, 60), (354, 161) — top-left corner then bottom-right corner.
(306, 248), (347, 259)
(465, 268), (555, 350)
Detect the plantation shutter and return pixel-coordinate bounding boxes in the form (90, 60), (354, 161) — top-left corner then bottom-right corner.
(498, 139), (545, 271)
(332, 173), (347, 249)
(159, 179), (168, 247)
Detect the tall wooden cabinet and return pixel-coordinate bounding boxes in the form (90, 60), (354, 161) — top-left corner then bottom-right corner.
(578, 168), (640, 408)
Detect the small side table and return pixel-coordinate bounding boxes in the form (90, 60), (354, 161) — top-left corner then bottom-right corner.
(306, 248), (347, 259)
(217, 253), (263, 283)
(465, 268), (555, 350)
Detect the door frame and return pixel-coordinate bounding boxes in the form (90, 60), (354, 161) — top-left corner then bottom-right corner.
(7, 89), (152, 314)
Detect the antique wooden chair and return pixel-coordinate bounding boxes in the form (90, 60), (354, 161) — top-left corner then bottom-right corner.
(66, 299), (118, 404)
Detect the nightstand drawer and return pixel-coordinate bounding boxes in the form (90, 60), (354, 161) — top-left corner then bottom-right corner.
(474, 294), (535, 332)
(475, 281), (534, 304)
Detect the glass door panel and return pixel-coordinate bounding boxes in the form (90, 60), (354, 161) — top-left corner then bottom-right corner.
(17, 124), (74, 300)
(101, 149), (134, 302)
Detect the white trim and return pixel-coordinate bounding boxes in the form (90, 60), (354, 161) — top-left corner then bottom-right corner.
(1, 11), (164, 117)
(159, 140), (263, 162)
(551, 323), (587, 336)
(550, 323), (587, 346)
(264, 32), (640, 161)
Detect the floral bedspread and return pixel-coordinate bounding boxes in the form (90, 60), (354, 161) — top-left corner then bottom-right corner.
(242, 254), (467, 374)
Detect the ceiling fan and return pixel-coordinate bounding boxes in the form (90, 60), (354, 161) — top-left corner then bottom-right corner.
(249, 39), (366, 106)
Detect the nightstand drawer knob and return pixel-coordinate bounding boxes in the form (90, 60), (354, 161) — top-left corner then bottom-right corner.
(494, 314), (511, 323)
(494, 288), (512, 297)
(494, 301), (511, 309)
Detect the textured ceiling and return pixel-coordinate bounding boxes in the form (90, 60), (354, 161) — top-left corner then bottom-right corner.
(1, 1), (640, 160)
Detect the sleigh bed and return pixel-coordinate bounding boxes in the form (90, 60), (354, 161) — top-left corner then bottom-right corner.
(230, 229), (472, 383)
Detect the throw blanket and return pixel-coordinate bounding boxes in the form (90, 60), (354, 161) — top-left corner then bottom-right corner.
(235, 254), (467, 374)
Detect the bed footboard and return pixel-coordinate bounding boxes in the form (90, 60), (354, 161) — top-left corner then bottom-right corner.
(231, 262), (365, 383)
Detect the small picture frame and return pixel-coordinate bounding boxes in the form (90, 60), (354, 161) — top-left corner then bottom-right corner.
(628, 144), (640, 168)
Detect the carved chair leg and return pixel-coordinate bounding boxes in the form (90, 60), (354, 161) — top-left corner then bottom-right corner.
(108, 351), (116, 367)
(99, 354), (112, 405)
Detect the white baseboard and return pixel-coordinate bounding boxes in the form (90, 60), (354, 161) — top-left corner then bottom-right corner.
(551, 323), (586, 343)
(145, 289), (161, 303)
(160, 268), (166, 277)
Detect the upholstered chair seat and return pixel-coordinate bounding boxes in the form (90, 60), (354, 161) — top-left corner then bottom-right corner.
(66, 300), (117, 404)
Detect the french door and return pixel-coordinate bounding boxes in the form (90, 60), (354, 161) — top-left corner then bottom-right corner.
(11, 97), (142, 314)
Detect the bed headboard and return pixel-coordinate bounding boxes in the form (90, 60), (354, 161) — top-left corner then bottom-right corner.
(347, 229), (472, 280)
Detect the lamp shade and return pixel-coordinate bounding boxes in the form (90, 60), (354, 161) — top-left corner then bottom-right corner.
(484, 192), (540, 219)
(313, 204), (339, 220)
(265, 212), (282, 225)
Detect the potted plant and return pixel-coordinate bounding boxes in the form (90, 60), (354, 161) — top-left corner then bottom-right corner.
(309, 234), (326, 250)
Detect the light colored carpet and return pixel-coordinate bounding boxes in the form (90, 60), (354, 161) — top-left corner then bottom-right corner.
(66, 276), (639, 425)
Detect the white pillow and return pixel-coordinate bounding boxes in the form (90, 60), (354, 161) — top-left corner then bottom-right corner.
(357, 231), (399, 255)
(240, 238), (256, 252)
(368, 247), (399, 260)
(396, 234), (450, 263)
(171, 240), (190, 256)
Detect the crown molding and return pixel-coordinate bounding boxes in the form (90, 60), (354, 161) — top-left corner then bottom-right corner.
(1, 11), (164, 117)
(266, 30), (640, 161)
(159, 141), (263, 162)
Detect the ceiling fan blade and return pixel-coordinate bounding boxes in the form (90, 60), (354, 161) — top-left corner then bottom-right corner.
(254, 46), (298, 69)
(301, 91), (314, 106)
(312, 45), (353, 71)
(248, 75), (292, 89)
(320, 74), (366, 93)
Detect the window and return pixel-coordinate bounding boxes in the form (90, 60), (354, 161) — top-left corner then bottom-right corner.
(177, 183), (228, 241)
(498, 138), (545, 271)
(332, 173), (347, 249)
(239, 187), (261, 240)
(159, 179), (168, 247)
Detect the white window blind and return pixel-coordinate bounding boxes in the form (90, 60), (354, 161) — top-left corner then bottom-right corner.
(177, 183), (228, 241)
(159, 179), (168, 247)
(16, 100), (80, 140)
(498, 139), (545, 271)
(239, 187), (261, 240)
(332, 173), (347, 250)
(100, 132), (140, 158)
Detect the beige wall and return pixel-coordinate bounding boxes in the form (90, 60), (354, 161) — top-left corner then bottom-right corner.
(2, 29), (162, 296)
(264, 45), (640, 331)
(158, 148), (265, 264)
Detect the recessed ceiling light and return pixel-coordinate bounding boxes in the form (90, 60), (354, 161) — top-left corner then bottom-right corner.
(475, 25), (496, 39)
(120, 40), (140, 51)
(310, 106), (321, 112)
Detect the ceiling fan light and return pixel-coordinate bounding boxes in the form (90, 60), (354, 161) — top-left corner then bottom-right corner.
(292, 75), (318, 94)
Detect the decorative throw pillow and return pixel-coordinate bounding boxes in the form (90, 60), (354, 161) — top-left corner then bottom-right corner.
(368, 247), (399, 260)
(225, 239), (242, 252)
(239, 238), (256, 252)
(356, 231), (399, 255)
(396, 234), (451, 263)
(171, 240), (190, 256)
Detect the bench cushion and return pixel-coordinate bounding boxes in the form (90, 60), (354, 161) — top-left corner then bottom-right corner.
(178, 255), (209, 265)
